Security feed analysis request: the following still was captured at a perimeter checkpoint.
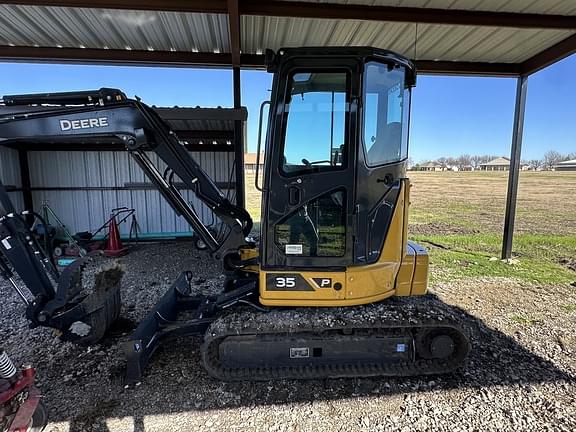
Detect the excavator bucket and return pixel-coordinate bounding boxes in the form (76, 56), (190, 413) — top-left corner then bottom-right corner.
(50, 260), (123, 345)
(0, 180), (122, 345)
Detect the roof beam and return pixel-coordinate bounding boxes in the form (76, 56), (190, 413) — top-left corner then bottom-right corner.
(0, 45), (524, 76)
(174, 130), (235, 140)
(240, 0), (576, 30)
(520, 33), (576, 76)
(4, 0), (576, 30)
(0, 0), (227, 14)
(227, 0), (241, 66)
(415, 60), (520, 76)
(0, 45), (264, 68)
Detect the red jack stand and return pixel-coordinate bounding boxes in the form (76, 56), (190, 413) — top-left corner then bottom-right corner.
(103, 216), (128, 257)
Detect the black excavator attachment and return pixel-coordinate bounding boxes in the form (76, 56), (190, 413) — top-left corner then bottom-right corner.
(0, 180), (122, 344)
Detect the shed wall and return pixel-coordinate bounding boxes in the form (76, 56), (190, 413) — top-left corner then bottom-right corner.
(26, 150), (235, 236)
(0, 146), (24, 211)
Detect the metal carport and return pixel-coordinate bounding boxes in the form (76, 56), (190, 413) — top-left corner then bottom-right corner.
(1, 0), (575, 257)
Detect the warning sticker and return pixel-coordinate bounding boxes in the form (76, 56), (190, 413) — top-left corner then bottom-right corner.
(290, 347), (310, 359)
(285, 244), (303, 255)
(1, 238), (12, 250)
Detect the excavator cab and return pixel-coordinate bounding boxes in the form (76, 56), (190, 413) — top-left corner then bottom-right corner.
(258, 48), (427, 306)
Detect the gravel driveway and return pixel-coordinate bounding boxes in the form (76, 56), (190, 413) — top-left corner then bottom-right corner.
(1, 242), (575, 432)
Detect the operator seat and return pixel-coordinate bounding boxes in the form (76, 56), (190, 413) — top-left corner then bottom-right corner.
(367, 122), (402, 164)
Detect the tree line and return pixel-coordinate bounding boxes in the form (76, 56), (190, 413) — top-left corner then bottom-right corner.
(410, 150), (576, 170)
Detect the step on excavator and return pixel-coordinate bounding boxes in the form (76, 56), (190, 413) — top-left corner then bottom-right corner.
(0, 47), (470, 383)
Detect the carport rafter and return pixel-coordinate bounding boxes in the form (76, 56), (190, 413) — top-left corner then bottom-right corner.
(3, 0), (576, 30)
(227, 0), (241, 67)
(0, 45), (526, 76)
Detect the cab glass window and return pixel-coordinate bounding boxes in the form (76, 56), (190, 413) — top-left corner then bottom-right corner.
(274, 190), (346, 257)
(281, 71), (349, 175)
(363, 62), (410, 166)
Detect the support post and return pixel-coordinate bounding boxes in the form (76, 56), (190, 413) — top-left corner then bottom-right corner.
(233, 66), (245, 208)
(17, 149), (34, 221)
(502, 75), (528, 259)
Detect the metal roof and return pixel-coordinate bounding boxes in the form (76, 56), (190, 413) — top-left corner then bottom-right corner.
(480, 157), (511, 166)
(242, 15), (573, 64)
(275, 0), (576, 16)
(0, 1), (575, 75)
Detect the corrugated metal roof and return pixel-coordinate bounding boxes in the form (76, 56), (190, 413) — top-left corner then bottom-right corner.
(0, 5), (229, 52)
(0, 2), (575, 66)
(277, 0), (576, 16)
(242, 15), (574, 63)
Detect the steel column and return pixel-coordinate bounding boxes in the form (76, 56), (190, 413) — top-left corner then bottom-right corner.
(17, 149), (33, 218)
(233, 67), (245, 208)
(502, 75), (528, 259)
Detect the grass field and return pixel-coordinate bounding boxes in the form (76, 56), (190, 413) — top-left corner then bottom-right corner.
(245, 171), (576, 286)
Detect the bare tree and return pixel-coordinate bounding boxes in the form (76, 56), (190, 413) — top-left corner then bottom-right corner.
(543, 150), (563, 170)
(471, 155), (482, 169)
(457, 154), (472, 169)
(527, 159), (543, 170)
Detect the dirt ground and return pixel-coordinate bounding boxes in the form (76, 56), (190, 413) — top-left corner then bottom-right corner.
(1, 241), (574, 432)
(1, 171), (575, 431)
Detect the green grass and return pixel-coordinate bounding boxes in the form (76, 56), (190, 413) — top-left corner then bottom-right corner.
(245, 171), (576, 287)
(509, 315), (539, 325)
(411, 233), (576, 285)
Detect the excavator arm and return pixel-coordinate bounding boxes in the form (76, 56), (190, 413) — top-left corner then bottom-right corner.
(0, 88), (254, 350)
(0, 88), (252, 263)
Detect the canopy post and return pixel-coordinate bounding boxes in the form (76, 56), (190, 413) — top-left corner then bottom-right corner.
(502, 75), (528, 259)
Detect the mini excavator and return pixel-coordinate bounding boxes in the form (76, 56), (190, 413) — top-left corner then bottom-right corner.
(0, 47), (470, 383)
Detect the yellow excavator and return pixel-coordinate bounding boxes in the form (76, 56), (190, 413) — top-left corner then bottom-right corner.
(0, 47), (469, 383)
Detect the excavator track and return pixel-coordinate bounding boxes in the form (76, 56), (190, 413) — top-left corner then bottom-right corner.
(201, 294), (471, 381)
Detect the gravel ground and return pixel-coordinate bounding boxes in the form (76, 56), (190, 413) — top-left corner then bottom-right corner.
(1, 241), (575, 432)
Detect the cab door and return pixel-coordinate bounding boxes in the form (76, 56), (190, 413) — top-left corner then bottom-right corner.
(261, 59), (360, 270)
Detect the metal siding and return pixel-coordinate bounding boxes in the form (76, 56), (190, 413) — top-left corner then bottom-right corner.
(241, 15), (574, 63)
(0, 146), (24, 211)
(25, 150), (234, 236)
(0, 5), (229, 53)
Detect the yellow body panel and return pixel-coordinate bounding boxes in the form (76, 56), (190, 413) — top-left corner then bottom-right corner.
(259, 179), (428, 307)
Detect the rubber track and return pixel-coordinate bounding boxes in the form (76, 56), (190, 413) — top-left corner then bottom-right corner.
(200, 297), (471, 381)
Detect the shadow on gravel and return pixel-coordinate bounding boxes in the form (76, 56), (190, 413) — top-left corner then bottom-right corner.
(41, 300), (575, 432)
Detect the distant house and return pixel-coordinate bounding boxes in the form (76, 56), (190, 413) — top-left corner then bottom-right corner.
(479, 157), (511, 171)
(554, 159), (576, 171)
(419, 162), (443, 172)
(244, 152), (264, 173)
(460, 165), (474, 172)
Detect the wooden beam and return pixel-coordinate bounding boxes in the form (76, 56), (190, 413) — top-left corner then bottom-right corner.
(520, 33), (576, 76)
(240, 0), (576, 30)
(0, 45), (265, 68)
(0, 0), (227, 14)
(227, 0), (241, 66)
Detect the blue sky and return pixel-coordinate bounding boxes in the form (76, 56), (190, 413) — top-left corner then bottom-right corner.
(1, 54), (574, 162)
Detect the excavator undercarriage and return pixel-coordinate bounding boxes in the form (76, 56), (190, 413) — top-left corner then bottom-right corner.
(0, 47), (470, 383)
